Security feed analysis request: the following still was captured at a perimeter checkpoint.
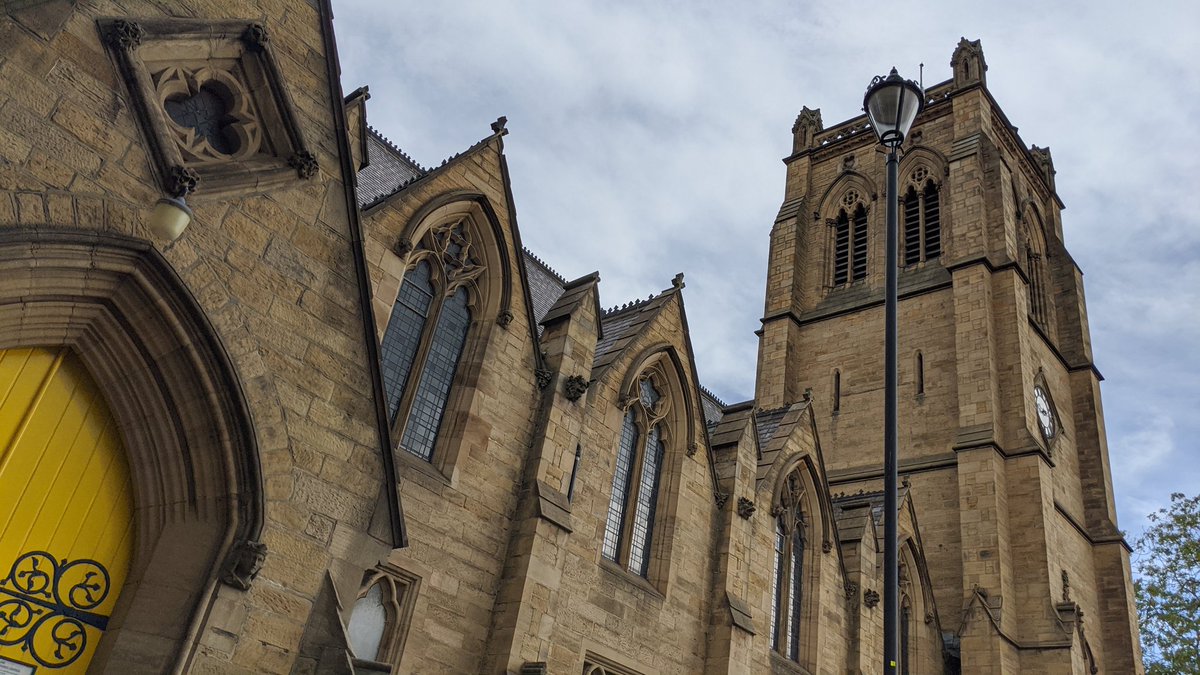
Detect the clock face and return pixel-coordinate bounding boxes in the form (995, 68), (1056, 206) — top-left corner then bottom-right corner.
(1034, 386), (1055, 440)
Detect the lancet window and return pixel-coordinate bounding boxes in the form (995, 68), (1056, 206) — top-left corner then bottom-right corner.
(602, 372), (670, 577)
(381, 219), (484, 461)
(770, 470), (807, 661)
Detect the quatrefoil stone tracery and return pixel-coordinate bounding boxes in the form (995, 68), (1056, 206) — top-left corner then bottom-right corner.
(154, 66), (262, 163)
(842, 190), (860, 207)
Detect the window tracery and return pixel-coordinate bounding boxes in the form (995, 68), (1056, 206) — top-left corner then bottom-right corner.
(1021, 217), (1051, 327)
(382, 218), (485, 462)
(602, 370), (670, 577)
(770, 470), (807, 661)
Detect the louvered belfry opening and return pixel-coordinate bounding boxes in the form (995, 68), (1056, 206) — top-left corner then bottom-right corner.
(901, 176), (941, 266)
(833, 204), (868, 285)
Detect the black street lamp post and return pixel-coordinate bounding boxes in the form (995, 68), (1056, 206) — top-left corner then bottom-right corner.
(863, 67), (924, 674)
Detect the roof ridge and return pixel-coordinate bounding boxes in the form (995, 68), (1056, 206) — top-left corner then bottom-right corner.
(602, 294), (657, 317)
(522, 247), (568, 285)
(699, 385), (727, 408)
(367, 125), (426, 172)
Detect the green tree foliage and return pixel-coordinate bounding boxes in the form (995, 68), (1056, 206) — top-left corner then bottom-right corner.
(1135, 492), (1200, 674)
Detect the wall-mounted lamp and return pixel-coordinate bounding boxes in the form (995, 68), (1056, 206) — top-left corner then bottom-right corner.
(148, 195), (193, 241)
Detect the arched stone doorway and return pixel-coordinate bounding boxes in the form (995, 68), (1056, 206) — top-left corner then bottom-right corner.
(0, 230), (264, 672)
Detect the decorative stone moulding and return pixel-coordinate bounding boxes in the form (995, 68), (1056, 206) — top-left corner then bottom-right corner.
(100, 18), (317, 199)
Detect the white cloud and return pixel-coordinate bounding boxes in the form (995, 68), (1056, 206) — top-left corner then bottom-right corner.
(334, 0), (1200, 540)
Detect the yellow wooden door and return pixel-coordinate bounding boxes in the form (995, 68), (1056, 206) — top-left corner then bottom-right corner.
(0, 347), (134, 673)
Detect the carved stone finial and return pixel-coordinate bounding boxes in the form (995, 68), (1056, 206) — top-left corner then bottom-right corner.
(1030, 145), (1057, 191)
(289, 150), (319, 179)
(863, 588), (881, 608)
(491, 116), (508, 134)
(563, 375), (589, 401)
(671, 272), (685, 289)
(107, 20), (145, 51)
(535, 368), (553, 390)
(242, 23), (270, 52)
(951, 37), (987, 89)
(792, 106), (823, 152)
(167, 165), (200, 197)
(803, 387), (813, 402)
(736, 497), (756, 519)
(497, 308), (514, 328)
(221, 539), (267, 590)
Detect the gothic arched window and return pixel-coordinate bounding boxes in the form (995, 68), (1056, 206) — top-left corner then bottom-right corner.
(902, 168), (941, 266)
(900, 596), (913, 675)
(832, 191), (869, 285)
(1021, 217), (1050, 328)
(602, 372), (670, 577)
(381, 219), (485, 461)
(770, 470), (807, 661)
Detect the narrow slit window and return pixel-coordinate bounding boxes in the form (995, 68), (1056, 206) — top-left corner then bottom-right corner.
(916, 352), (925, 396)
(833, 370), (841, 413)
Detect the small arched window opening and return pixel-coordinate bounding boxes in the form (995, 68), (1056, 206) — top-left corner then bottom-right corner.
(915, 352), (924, 396)
(382, 218), (485, 462)
(602, 371), (670, 577)
(832, 370), (841, 414)
(902, 169), (941, 266)
(832, 199), (869, 285)
(346, 567), (419, 672)
(900, 596), (913, 675)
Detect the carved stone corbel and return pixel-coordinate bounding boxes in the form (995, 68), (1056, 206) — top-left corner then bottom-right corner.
(106, 19), (144, 50)
(736, 497), (756, 519)
(221, 538), (267, 590)
(563, 375), (589, 402)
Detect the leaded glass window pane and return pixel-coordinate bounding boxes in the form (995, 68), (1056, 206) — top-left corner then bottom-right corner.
(347, 582), (387, 661)
(401, 287), (470, 460)
(382, 262), (434, 424)
(639, 378), (660, 409)
(788, 528), (804, 660)
(771, 520), (785, 650)
(602, 411), (639, 562)
(165, 86), (236, 155)
(627, 424), (664, 576)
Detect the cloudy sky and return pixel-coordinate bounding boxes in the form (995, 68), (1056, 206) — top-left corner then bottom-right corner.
(332, 1), (1199, 542)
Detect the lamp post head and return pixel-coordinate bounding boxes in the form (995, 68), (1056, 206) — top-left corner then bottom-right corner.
(863, 67), (925, 149)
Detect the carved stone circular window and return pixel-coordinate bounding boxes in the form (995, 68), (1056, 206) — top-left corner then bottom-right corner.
(842, 189), (860, 207)
(911, 166), (929, 183)
(155, 66), (262, 163)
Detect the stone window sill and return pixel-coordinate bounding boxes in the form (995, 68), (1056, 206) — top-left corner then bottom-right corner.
(598, 558), (665, 602)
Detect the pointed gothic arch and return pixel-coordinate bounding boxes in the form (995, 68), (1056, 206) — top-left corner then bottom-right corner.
(0, 230), (264, 671)
(601, 342), (700, 590)
(384, 191), (516, 478)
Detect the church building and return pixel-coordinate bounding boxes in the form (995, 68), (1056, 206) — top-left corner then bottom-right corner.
(0, 1), (1141, 673)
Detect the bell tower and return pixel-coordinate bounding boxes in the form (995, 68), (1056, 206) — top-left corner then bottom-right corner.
(755, 39), (1142, 673)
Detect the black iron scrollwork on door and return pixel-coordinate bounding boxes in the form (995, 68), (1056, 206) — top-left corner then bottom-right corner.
(0, 551), (112, 669)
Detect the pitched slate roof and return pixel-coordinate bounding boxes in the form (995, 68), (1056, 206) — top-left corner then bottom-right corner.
(357, 127), (426, 207)
(523, 249), (567, 327)
(592, 292), (677, 376)
(699, 386), (727, 426)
